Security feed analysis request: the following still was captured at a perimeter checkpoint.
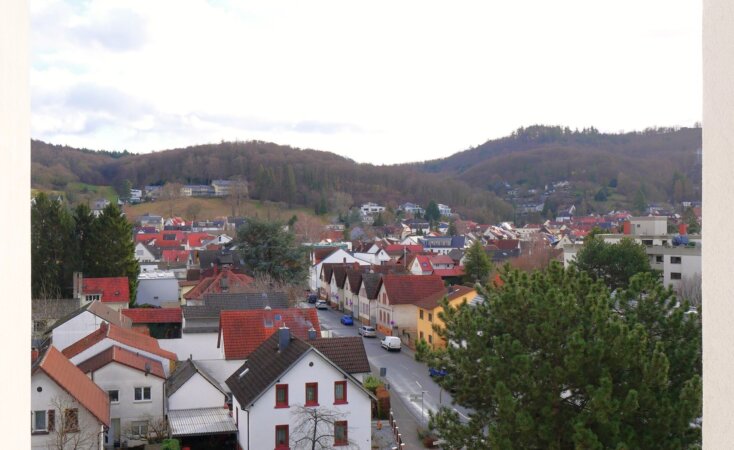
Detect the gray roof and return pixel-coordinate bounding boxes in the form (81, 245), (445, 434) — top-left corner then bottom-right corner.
(166, 359), (227, 398)
(362, 273), (383, 300)
(310, 337), (371, 374)
(168, 407), (238, 437)
(196, 250), (244, 270)
(32, 298), (82, 323)
(182, 326), (220, 334)
(226, 333), (312, 408)
(143, 243), (163, 260)
(183, 292), (289, 320)
(226, 333), (376, 409)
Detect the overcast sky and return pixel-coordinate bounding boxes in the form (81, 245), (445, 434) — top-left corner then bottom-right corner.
(31, 0), (702, 164)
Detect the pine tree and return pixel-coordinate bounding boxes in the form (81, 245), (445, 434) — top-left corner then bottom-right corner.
(236, 217), (308, 284)
(463, 240), (492, 285)
(31, 193), (74, 298)
(425, 200), (441, 224)
(72, 203), (95, 276)
(426, 264), (701, 449)
(88, 204), (140, 304)
(573, 235), (652, 291)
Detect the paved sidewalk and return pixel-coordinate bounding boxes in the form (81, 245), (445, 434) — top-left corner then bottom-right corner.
(388, 386), (425, 450)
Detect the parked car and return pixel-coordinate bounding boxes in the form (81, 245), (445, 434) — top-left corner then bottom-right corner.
(358, 326), (376, 337)
(307, 293), (318, 304)
(381, 336), (401, 351)
(316, 301), (329, 310)
(340, 315), (354, 326)
(429, 367), (448, 377)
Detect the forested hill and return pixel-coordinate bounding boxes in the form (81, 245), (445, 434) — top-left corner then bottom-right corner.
(31, 125), (702, 222)
(409, 125), (702, 204)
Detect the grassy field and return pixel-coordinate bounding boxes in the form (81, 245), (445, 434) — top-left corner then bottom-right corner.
(123, 197), (326, 224)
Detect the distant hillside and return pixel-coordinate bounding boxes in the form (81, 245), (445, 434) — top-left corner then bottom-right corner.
(411, 125), (702, 204)
(31, 125), (701, 222)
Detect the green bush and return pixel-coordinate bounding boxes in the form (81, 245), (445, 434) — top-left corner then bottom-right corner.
(363, 374), (382, 393)
(415, 339), (429, 362)
(161, 438), (181, 450)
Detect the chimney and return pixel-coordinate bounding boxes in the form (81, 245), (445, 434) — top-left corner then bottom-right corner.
(278, 326), (291, 351)
(623, 221), (631, 235)
(73, 272), (83, 300)
(679, 223), (688, 235)
(307, 327), (317, 340)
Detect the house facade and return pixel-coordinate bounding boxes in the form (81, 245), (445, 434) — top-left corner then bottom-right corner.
(226, 330), (374, 450)
(415, 286), (477, 349)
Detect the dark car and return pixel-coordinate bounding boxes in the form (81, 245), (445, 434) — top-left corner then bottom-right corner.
(429, 367), (448, 377)
(307, 293), (318, 304)
(340, 315), (354, 326)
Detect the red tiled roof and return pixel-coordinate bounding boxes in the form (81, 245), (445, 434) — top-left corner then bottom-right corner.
(184, 267), (255, 300)
(414, 255), (432, 271)
(428, 255), (455, 265)
(162, 249), (190, 263)
(414, 285), (476, 310)
(432, 267), (465, 277)
(312, 247), (338, 265)
(384, 244), (424, 254)
(62, 322), (177, 361)
(187, 233), (213, 248)
(35, 347), (110, 426)
(179, 279), (199, 287)
(135, 233), (160, 243)
(122, 308), (183, 324)
(156, 240), (185, 248)
(382, 274), (446, 305)
(219, 308), (321, 360)
(76, 345), (166, 379)
(82, 277), (129, 303)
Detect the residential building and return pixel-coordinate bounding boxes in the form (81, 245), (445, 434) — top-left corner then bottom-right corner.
(419, 236), (467, 255)
(226, 329), (374, 450)
(415, 286), (477, 348)
(398, 202), (425, 216)
(134, 242), (161, 263)
(31, 347), (110, 450)
(121, 308), (182, 339)
(375, 274), (446, 340)
(46, 300), (133, 352)
(181, 185), (215, 197)
(76, 346), (166, 447)
(183, 267), (255, 305)
(62, 322), (178, 376)
(356, 273), (382, 326)
(77, 275), (130, 311)
(437, 203), (452, 216)
(137, 271), (180, 307)
(359, 202), (386, 215)
(309, 247), (369, 292)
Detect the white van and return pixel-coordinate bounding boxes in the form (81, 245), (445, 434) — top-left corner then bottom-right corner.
(381, 336), (401, 351)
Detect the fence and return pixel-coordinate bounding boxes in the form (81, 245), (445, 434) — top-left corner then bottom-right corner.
(388, 409), (406, 449)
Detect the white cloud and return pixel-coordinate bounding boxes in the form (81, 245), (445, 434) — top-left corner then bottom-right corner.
(31, 0), (702, 163)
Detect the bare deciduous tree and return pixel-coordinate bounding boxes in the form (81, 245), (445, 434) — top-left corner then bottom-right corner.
(47, 395), (101, 450)
(290, 405), (359, 450)
(676, 272), (702, 308)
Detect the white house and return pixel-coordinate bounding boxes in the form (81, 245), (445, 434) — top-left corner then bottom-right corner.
(76, 346), (166, 447)
(47, 301), (133, 352)
(62, 322), (178, 377)
(437, 203), (452, 216)
(309, 249), (370, 292)
(31, 347), (110, 450)
(166, 358), (229, 411)
(134, 243), (161, 263)
(359, 202), (386, 215)
(136, 271), (180, 308)
(225, 329), (375, 450)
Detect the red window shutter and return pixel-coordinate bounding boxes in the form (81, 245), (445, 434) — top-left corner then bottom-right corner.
(47, 410), (55, 432)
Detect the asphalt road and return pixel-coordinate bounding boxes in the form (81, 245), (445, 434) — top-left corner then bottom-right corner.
(309, 303), (471, 427)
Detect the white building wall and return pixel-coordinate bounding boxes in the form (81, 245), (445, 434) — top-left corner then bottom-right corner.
(136, 277), (179, 307)
(392, 304), (419, 332)
(663, 252), (702, 291)
(167, 373), (227, 411)
(239, 351), (372, 450)
(160, 332), (221, 361)
(309, 250), (370, 291)
(31, 372), (106, 450)
(51, 311), (109, 352)
(88, 363), (164, 440)
(194, 359), (244, 393)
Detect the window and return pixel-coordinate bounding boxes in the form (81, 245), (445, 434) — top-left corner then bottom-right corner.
(428, 335), (433, 344)
(671, 256), (682, 264)
(31, 411), (47, 433)
(419, 310), (424, 320)
(63, 408), (79, 433)
(33, 320), (47, 333)
(382, 293), (387, 304)
(131, 420), (148, 437)
(305, 383), (319, 406)
(428, 313), (433, 322)
(334, 381), (347, 404)
(108, 390), (119, 403)
(334, 421), (348, 446)
(136, 249), (143, 255)
(419, 331), (424, 340)
(655, 255), (664, 263)
(671, 272), (682, 280)
(85, 294), (100, 303)
(134, 387), (151, 401)
(275, 424), (289, 449)
(642, 239), (653, 246)
(275, 384), (289, 408)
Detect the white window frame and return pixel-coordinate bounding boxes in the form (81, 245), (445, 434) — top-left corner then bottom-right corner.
(85, 294), (101, 303)
(31, 410), (47, 433)
(134, 386), (152, 402)
(130, 420), (148, 437)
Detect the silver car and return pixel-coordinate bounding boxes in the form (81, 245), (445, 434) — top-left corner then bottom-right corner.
(358, 325), (376, 337)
